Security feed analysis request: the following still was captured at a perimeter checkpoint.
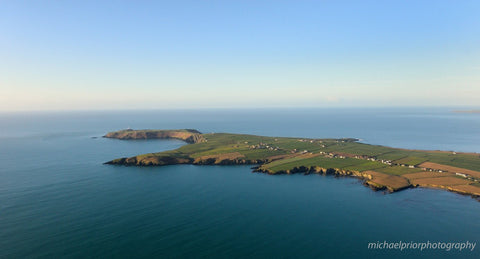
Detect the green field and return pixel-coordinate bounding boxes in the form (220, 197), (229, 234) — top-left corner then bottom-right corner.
(105, 129), (480, 196)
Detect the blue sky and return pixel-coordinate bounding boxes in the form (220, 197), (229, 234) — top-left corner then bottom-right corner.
(1, 0), (479, 110)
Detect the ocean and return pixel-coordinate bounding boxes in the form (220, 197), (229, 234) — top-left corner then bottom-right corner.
(0, 108), (479, 258)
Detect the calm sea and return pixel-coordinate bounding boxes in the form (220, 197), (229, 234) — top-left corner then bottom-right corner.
(0, 108), (479, 258)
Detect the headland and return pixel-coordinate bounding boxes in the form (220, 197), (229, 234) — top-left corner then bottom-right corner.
(104, 129), (480, 200)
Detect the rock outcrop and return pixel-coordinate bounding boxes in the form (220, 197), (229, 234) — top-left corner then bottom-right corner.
(104, 129), (205, 143)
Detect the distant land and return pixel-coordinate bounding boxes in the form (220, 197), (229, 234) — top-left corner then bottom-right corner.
(453, 110), (480, 114)
(104, 129), (480, 200)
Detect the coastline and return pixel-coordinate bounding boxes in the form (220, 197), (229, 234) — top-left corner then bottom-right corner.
(104, 129), (480, 201)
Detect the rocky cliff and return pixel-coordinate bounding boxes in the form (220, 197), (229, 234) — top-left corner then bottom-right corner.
(103, 129), (205, 143)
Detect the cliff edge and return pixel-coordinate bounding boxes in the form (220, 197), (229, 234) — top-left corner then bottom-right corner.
(104, 129), (205, 144)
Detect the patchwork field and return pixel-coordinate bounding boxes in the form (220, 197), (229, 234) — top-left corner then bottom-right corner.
(410, 177), (472, 187)
(402, 171), (451, 180)
(419, 162), (480, 178)
(105, 129), (480, 199)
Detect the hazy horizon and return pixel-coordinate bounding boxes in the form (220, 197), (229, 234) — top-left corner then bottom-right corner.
(1, 1), (479, 111)
(1, 106), (480, 113)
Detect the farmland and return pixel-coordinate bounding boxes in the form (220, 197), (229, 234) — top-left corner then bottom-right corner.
(105, 129), (480, 199)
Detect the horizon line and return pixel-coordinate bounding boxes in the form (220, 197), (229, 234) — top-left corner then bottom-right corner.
(1, 106), (479, 113)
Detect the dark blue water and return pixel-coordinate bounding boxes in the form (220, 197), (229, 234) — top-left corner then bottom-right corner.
(0, 108), (479, 258)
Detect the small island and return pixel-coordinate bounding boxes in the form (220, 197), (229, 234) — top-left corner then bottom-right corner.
(453, 110), (480, 114)
(104, 129), (480, 199)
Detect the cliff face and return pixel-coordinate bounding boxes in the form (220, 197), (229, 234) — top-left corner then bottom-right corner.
(106, 151), (407, 193)
(105, 155), (193, 166)
(252, 166), (412, 192)
(102, 128), (480, 200)
(105, 155), (266, 167)
(103, 129), (205, 144)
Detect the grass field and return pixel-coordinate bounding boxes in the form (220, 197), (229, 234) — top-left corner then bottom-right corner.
(105, 129), (480, 197)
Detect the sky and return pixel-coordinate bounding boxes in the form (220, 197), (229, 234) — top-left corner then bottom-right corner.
(1, 0), (479, 111)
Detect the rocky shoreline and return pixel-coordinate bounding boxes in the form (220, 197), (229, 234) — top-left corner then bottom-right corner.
(106, 156), (480, 200)
(103, 129), (480, 201)
(104, 129), (205, 143)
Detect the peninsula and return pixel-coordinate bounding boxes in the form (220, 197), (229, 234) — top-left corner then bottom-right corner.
(104, 129), (480, 199)
(453, 110), (480, 114)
